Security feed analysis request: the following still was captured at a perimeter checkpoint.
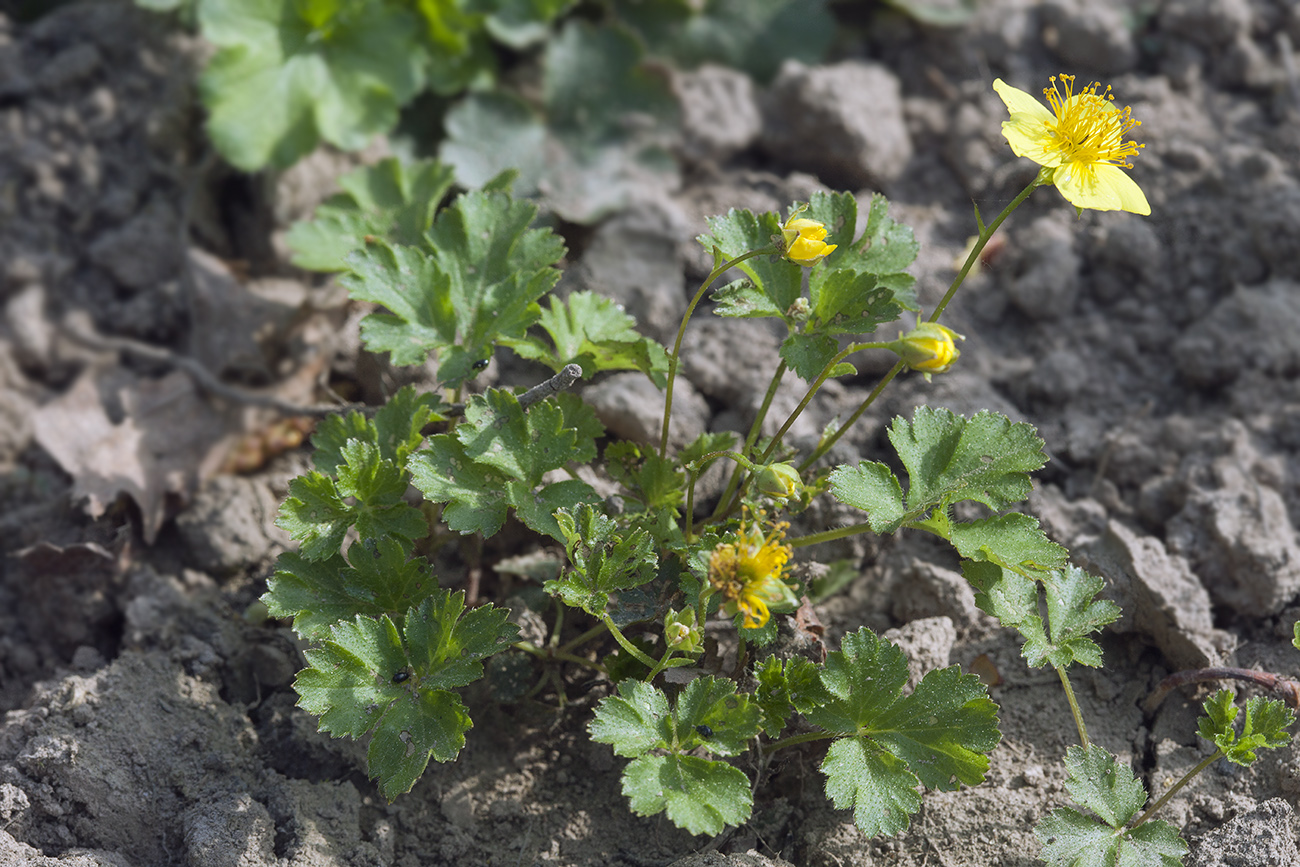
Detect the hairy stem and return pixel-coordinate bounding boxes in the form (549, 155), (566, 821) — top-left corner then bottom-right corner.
(787, 521), (874, 549)
(758, 343), (885, 465)
(1131, 750), (1222, 830)
(762, 730), (836, 753)
(602, 615), (657, 669)
(1057, 666), (1090, 748)
(556, 622), (609, 656)
(660, 249), (772, 458)
(713, 360), (789, 522)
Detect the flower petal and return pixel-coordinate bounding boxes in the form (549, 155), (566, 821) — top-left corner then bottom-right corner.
(1055, 162), (1150, 215)
(993, 79), (1055, 125)
(1001, 118), (1063, 166)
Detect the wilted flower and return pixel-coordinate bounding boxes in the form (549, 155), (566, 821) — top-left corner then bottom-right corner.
(888, 322), (965, 379)
(707, 511), (797, 629)
(993, 74), (1150, 216)
(781, 211), (837, 266)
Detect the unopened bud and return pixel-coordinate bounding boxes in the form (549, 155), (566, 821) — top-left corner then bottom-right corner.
(754, 462), (803, 500)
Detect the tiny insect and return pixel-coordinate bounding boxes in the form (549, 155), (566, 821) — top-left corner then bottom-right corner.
(391, 670), (412, 684)
(695, 724), (713, 738)
(472, 358), (490, 370)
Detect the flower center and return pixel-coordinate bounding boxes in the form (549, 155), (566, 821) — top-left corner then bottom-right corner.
(1042, 74), (1143, 169)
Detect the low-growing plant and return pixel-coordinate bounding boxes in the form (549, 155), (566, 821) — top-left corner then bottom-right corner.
(262, 75), (1293, 864)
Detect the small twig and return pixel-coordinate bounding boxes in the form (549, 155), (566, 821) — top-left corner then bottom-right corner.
(518, 363), (583, 410)
(1143, 667), (1300, 714)
(61, 317), (363, 417)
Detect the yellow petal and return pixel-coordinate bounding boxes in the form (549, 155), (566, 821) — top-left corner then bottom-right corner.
(1055, 162), (1150, 215)
(993, 79), (1055, 125)
(1001, 118), (1063, 166)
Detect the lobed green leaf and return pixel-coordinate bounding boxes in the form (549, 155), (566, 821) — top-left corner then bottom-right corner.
(1197, 691), (1294, 766)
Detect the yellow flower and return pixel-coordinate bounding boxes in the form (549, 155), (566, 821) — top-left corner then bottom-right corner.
(781, 212), (837, 266)
(707, 511), (797, 629)
(993, 75), (1150, 216)
(889, 322), (964, 378)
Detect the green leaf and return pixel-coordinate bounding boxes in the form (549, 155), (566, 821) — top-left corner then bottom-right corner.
(948, 513), (1068, 572)
(276, 471), (352, 560)
(506, 291), (670, 386)
(780, 332), (849, 383)
(1036, 744), (1186, 867)
(806, 268), (907, 336)
(408, 435), (510, 537)
(486, 0), (576, 47)
(546, 504), (657, 615)
(841, 193), (921, 292)
(199, 0), (425, 171)
(964, 563), (1119, 670)
(826, 462), (906, 533)
(409, 391), (600, 540)
(285, 158), (456, 271)
(614, 0), (835, 83)
(293, 592), (518, 800)
(263, 539), (440, 640)
(788, 628), (999, 838)
(621, 754), (752, 836)
(701, 208), (801, 317)
(1197, 691), (1294, 766)
(343, 189), (564, 383)
(830, 408), (1047, 532)
(439, 21), (679, 223)
(589, 677), (761, 835)
(754, 654), (793, 737)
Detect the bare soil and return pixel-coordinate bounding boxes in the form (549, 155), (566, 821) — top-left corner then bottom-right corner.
(4, 1), (1300, 865)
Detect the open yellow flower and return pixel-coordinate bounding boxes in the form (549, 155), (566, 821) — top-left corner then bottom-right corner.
(707, 511), (797, 629)
(993, 75), (1150, 216)
(781, 213), (837, 266)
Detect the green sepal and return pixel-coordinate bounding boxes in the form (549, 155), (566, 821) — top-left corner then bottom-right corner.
(1197, 691), (1294, 766)
(1036, 744), (1186, 867)
(786, 627), (999, 838)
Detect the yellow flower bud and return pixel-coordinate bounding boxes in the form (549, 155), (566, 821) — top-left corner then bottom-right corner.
(754, 462), (803, 500)
(889, 323), (965, 378)
(781, 213), (837, 266)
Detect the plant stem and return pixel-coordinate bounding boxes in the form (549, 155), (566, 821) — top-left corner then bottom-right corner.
(1143, 667), (1300, 713)
(660, 249), (772, 458)
(802, 176), (1043, 470)
(713, 360), (789, 522)
(645, 647), (678, 682)
(1057, 666), (1090, 748)
(799, 360), (904, 471)
(1131, 750), (1223, 830)
(757, 342), (885, 465)
(602, 615), (657, 669)
(762, 730), (836, 753)
(787, 521), (874, 549)
(928, 175), (1043, 324)
(557, 622), (608, 656)
(512, 641), (608, 675)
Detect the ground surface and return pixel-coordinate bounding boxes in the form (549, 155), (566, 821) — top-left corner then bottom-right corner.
(4, 1), (1300, 865)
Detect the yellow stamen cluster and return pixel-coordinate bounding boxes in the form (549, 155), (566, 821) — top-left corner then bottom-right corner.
(707, 511), (793, 629)
(1041, 75), (1143, 174)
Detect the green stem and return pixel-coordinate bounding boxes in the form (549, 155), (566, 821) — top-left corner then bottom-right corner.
(713, 360), (789, 521)
(762, 730), (836, 753)
(512, 641), (609, 676)
(787, 521), (874, 549)
(1057, 666), (1090, 748)
(645, 647), (678, 682)
(802, 176), (1043, 471)
(928, 175), (1043, 323)
(800, 360), (903, 471)
(660, 249), (774, 458)
(1131, 750), (1223, 830)
(601, 615), (657, 669)
(557, 622), (607, 656)
(758, 342), (886, 465)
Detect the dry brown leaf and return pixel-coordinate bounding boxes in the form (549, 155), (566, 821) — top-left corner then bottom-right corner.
(33, 369), (236, 543)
